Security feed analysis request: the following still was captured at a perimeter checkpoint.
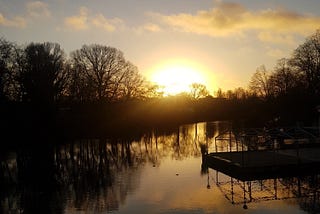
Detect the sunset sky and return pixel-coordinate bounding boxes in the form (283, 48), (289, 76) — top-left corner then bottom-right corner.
(1, 0), (320, 94)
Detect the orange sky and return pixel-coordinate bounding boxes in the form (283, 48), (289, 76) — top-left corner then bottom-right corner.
(1, 0), (320, 94)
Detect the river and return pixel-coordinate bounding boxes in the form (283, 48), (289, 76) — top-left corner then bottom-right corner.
(0, 121), (317, 213)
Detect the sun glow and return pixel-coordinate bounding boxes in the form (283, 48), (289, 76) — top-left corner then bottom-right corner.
(150, 60), (208, 96)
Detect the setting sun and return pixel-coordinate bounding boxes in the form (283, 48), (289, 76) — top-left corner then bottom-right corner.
(149, 60), (210, 96)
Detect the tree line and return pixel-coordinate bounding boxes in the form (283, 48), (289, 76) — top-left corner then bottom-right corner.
(211, 30), (320, 127)
(216, 29), (320, 102)
(0, 41), (162, 105)
(0, 29), (320, 138)
(0, 39), (211, 140)
(0, 39), (214, 105)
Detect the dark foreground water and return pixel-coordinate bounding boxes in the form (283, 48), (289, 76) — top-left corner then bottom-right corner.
(1, 121), (318, 213)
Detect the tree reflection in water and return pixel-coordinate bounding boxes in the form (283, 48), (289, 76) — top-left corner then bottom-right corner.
(0, 122), (210, 213)
(54, 139), (143, 213)
(211, 167), (320, 212)
(1, 121), (320, 213)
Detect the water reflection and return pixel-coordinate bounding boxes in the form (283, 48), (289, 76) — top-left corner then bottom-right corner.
(1, 122), (212, 213)
(1, 121), (319, 213)
(211, 169), (320, 212)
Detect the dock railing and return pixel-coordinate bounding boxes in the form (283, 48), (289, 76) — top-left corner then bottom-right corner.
(214, 126), (320, 153)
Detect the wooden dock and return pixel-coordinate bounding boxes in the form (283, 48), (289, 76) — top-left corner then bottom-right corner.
(203, 148), (320, 181)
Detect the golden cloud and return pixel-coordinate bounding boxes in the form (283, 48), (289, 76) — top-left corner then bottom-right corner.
(26, 1), (51, 18)
(0, 13), (26, 28)
(64, 7), (89, 30)
(148, 2), (320, 41)
(143, 23), (162, 32)
(0, 1), (50, 28)
(92, 15), (124, 32)
(64, 7), (124, 32)
(133, 22), (162, 35)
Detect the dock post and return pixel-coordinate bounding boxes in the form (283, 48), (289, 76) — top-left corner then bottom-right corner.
(216, 171), (219, 185)
(215, 137), (217, 153)
(243, 181), (248, 209)
(229, 129), (232, 152)
(207, 172), (211, 189)
(231, 177), (234, 204)
(241, 137), (244, 166)
(236, 136), (239, 152)
(274, 178), (278, 200)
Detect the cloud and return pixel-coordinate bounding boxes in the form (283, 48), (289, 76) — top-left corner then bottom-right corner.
(144, 23), (161, 32)
(147, 2), (320, 42)
(135, 23), (162, 34)
(64, 7), (89, 30)
(91, 14), (124, 32)
(0, 1), (51, 28)
(26, 1), (51, 18)
(64, 7), (124, 32)
(0, 13), (26, 28)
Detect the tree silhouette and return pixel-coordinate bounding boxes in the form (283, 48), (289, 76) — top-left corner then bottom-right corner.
(119, 62), (152, 100)
(71, 44), (130, 102)
(231, 87), (248, 100)
(17, 42), (68, 105)
(270, 58), (301, 96)
(67, 60), (95, 102)
(189, 83), (209, 99)
(0, 38), (16, 102)
(290, 29), (320, 95)
(249, 65), (273, 98)
(215, 88), (225, 98)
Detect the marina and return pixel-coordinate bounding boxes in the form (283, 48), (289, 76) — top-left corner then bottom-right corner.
(203, 148), (320, 181)
(203, 126), (320, 180)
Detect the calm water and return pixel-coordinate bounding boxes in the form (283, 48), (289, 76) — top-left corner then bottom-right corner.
(0, 121), (318, 213)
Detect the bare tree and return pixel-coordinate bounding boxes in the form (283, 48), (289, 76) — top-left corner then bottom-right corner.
(249, 65), (273, 98)
(70, 44), (154, 102)
(232, 87), (248, 99)
(71, 44), (128, 102)
(270, 58), (300, 96)
(215, 88), (225, 98)
(0, 38), (12, 101)
(290, 29), (320, 94)
(189, 83), (209, 99)
(0, 38), (19, 101)
(119, 62), (147, 100)
(225, 90), (234, 99)
(68, 59), (96, 102)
